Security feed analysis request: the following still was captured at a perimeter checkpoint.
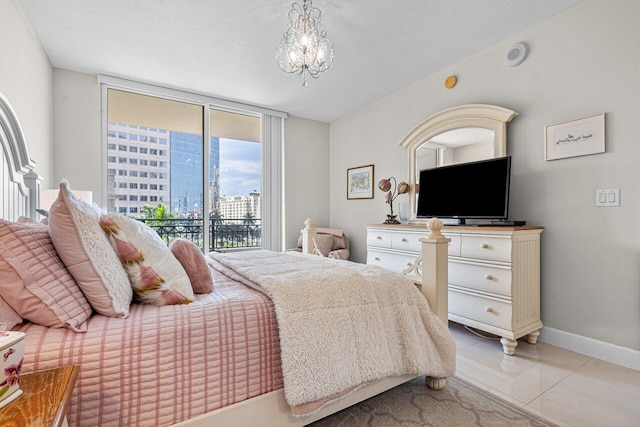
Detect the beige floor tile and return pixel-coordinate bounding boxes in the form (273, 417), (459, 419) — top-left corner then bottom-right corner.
(526, 374), (640, 427)
(455, 371), (527, 407)
(455, 336), (591, 404)
(573, 358), (640, 398)
(449, 322), (484, 350)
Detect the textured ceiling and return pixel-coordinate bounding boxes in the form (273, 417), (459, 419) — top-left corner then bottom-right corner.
(17, 0), (581, 122)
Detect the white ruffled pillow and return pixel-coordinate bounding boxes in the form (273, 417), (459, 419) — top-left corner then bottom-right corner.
(100, 213), (194, 305)
(48, 181), (132, 317)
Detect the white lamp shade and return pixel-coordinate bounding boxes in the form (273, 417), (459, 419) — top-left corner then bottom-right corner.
(39, 189), (93, 212)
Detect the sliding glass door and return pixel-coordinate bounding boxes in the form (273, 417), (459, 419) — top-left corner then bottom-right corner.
(105, 87), (264, 252)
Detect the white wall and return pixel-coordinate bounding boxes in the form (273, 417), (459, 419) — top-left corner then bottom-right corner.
(51, 69), (101, 194)
(329, 0), (640, 353)
(0, 0), (53, 185)
(51, 69), (330, 247)
(283, 116), (330, 249)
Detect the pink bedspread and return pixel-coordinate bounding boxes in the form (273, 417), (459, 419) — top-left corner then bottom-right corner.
(14, 269), (283, 426)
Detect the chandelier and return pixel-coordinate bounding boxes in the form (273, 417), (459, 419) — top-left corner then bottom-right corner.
(275, 0), (334, 86)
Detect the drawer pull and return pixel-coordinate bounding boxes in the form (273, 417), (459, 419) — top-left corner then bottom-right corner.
(484, 306), (494, 313)
(374, 257), (380, 261)
(401, 238), (408, 242)
(405, 262), (412, 266)
(481, 243), (490, 249)
(376, 236), (383, 240)
(484, 274), (494, 281)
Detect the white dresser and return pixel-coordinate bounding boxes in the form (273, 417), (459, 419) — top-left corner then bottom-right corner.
(365, 224), (544, 355)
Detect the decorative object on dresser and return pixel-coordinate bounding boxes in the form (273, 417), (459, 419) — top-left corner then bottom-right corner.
(366, 223), (543, 355)
(346, 164), (374, 199)
(544, 113), (605, 161)
(377, 177), (409, 224)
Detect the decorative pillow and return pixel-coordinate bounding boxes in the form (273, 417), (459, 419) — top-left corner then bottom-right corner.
(47, 181), (132, 318)
(0, 296), (22, 331)
(0, 218), (92, 331)
(314, 234), (336, 257)
(100, 213), (194, 305)
(168, 238), (213, 294)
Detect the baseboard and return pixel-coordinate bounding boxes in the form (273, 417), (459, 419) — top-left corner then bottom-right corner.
(539, 327), (640, 372)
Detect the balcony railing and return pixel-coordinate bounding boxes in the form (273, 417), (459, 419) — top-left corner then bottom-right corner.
(136, 217), (261, 252)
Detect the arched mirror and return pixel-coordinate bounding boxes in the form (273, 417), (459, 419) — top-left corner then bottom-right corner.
(399, 104), (518, 222)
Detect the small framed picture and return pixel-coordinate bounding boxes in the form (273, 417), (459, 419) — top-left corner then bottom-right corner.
(545, 113), (605, 161)
(347, 164), (374, 199)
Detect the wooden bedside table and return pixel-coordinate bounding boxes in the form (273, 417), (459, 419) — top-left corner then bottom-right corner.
(0, 365), (79, 427)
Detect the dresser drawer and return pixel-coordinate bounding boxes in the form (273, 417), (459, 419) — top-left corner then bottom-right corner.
(446, 234), (461, 257)
(391, 232), (423, 252)
(366, 230), (393, 249)
(449, 290), (512, 330)
(367, 249), (416, 274)
(460, 234), (512, 262)
(449, 260), (512, 296)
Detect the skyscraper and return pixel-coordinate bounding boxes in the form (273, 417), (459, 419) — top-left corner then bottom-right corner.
(107, 123), (221, 218)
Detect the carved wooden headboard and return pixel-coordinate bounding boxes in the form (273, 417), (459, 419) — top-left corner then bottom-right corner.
(0, 91), (41, 221)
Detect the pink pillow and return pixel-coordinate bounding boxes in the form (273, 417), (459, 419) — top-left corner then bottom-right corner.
(48, 181), (132, 317)
(100, 213), (194, 305)
(0, 218), (92, 331)
(169, 238), (213, 294)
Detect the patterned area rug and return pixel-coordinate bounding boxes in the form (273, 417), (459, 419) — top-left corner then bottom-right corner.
(309, 376), (557, 426)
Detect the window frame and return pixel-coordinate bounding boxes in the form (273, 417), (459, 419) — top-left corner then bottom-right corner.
(100, 76), (287, 251)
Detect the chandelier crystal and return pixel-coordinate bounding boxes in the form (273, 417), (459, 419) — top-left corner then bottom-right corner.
(275, 0), (334, 87)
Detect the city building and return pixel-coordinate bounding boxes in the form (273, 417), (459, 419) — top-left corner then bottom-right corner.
(106, 123), (170, 215)
(219, 190), (260, 220)
(107, 122), (221, 217)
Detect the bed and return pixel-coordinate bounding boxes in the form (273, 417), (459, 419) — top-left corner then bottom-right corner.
(0, 90), (454, 426)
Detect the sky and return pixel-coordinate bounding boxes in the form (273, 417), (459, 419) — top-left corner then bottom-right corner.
(219, 138), (261, 197)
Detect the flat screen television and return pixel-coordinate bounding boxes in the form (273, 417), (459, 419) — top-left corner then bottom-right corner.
(417, 156), (511, 224)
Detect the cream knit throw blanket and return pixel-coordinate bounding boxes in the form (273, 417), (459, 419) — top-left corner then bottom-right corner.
(207, 250), (456, 413)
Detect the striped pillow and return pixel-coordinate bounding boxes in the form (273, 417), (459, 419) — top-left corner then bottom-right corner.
(0, 218), (92, 332)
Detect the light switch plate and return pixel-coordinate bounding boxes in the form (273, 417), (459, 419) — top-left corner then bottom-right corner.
(595, 189), (620, 207)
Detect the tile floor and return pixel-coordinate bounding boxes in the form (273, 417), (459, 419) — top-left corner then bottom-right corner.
(449, 322), (640, 427)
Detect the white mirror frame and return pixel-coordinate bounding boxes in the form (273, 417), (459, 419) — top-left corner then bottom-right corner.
(399, 104), (518, 223)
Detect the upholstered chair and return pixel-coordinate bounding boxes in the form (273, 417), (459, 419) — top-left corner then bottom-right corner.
(291, 228), (350, 260)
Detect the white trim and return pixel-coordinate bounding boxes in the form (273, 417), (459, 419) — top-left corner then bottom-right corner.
(100, 83), (109, 211)
(261, 114), (284, 251)
(540, 326), (640, 372)
(202, 110), (211, 251)
(98, 75), (288, 119)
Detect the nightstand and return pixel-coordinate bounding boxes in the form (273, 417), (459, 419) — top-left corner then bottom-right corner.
(0, 365), (79, 427)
